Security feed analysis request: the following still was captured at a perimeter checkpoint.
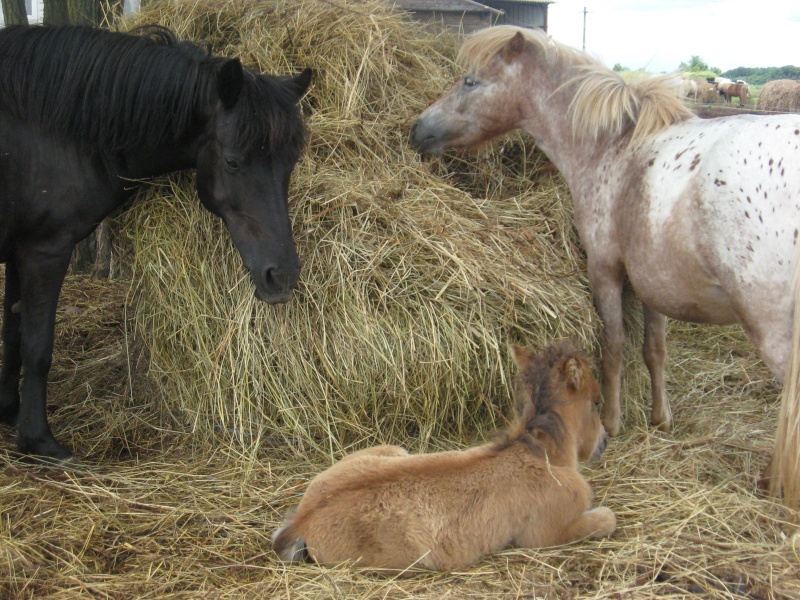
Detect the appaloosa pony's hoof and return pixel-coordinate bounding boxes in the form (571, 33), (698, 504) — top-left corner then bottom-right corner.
(756, 457), (773, 494)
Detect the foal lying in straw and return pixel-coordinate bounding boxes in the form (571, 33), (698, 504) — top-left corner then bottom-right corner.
(273, 342), (616, 573)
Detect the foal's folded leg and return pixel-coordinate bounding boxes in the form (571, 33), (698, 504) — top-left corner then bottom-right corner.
(557, 507), (617, 544)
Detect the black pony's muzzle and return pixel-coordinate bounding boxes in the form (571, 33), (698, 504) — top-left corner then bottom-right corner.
(252, 263), (300, 304)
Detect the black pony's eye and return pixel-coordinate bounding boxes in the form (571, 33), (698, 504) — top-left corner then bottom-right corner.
(224, 157), (239, 172)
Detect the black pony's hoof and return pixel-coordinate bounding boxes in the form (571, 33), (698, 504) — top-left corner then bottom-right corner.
(18, 438), (75, 467)
(0, 413), (18, 428)
(27, 452), (79, 470)
(0, 399), (20, 428)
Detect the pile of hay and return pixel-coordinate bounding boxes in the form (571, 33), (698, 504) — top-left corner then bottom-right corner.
(2, 1), (799, 597)
(118, 0), (604, 454)
(756, 79), (800, 112)
(693, 77), (721, 103)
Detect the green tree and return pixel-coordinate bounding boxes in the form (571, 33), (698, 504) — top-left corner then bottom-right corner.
(43, 0), (69, 24)
(2, 0), (28, 25)
(67, 0), (102, 24)
(722, 65), (800, 86)
(678, 55), (709, 72)
(613, 63), (630, 72)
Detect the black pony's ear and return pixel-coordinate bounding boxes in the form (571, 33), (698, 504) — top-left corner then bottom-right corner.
(218, 59), (244, 109)
(288, 68), (313, 102)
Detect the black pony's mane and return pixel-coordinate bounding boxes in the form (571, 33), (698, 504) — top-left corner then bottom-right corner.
(0, 24), (305, 157)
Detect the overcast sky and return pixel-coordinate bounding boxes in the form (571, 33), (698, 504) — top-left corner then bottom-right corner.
(546, 1), (800, 73)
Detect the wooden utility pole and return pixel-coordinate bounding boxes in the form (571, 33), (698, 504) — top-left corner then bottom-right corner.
(582, 6), (587, 51)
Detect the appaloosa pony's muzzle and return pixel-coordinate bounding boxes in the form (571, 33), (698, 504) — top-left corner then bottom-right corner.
(409, 118), (446, 156)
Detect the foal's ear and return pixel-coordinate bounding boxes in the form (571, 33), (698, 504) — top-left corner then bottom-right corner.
(510, 344), (536, 371)
(501, 31), (526, 63)
(563, 357), (583, 391)
(288, 68), (313, 102)
(218, 59), (244, 109)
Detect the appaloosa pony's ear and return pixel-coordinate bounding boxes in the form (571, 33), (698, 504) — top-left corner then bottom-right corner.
(563, 357), (583, 391)
(510, 344), (536, 371)
(218, 58), (244, 109)
(501, 31), (526, 64)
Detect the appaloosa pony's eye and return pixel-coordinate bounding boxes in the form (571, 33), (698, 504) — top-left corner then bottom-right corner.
(224, 156), (240, 172)
(463, 76), (478, 88)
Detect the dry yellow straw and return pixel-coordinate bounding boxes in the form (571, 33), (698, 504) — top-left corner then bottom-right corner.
(770, 253), (800, 512)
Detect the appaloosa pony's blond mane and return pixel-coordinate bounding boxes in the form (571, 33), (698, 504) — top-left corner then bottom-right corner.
(459, 26), (694, 147)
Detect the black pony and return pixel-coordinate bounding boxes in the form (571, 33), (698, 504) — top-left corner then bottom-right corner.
(0, 24), (312, 462)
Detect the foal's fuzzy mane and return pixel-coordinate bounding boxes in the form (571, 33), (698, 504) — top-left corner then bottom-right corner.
(492, 341), (591, 453)
(458, 25), (694, 146)
(0, 24), (306, 157)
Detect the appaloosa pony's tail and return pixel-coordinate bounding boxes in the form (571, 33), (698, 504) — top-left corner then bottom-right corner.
(272, 507), (311, 563)
(770, 255), (800, 510)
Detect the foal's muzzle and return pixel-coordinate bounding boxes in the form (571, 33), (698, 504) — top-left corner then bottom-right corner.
(589, 429), (608, 463)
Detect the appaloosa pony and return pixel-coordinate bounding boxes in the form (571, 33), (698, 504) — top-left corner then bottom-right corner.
(273, 341), (615, 574)
(410, 25), (800, 506)
(0, 25), (311, 462)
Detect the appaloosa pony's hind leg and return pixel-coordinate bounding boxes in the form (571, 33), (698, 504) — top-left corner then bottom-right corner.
(643, 304), (672, 431)
(15, 246), (74, 462)
(589, 260), (626, 436)
(0, 260), (22, 426)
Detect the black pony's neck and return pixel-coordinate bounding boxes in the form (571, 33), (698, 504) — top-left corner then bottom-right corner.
(0, 24), (220, 157)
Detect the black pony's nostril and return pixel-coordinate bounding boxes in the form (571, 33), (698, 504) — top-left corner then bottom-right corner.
(264, 266), (278, 289)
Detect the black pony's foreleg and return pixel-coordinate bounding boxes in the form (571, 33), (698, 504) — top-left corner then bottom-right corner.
(15, 248), (73, 461)
(0, 260), (22, 426)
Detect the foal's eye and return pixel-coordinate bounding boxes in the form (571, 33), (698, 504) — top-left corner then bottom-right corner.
(224, 157), (240, 172)
(463, 76), (478, 88)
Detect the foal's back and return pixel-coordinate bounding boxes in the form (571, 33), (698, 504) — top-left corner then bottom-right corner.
(274, 441), (596, 572)
(273, 342), (614, 573)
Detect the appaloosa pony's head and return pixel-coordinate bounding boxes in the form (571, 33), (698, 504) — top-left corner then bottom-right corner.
(509, 341), (606, 464)
(410, 25), (692, 155)
(410, 28), (537, 154)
